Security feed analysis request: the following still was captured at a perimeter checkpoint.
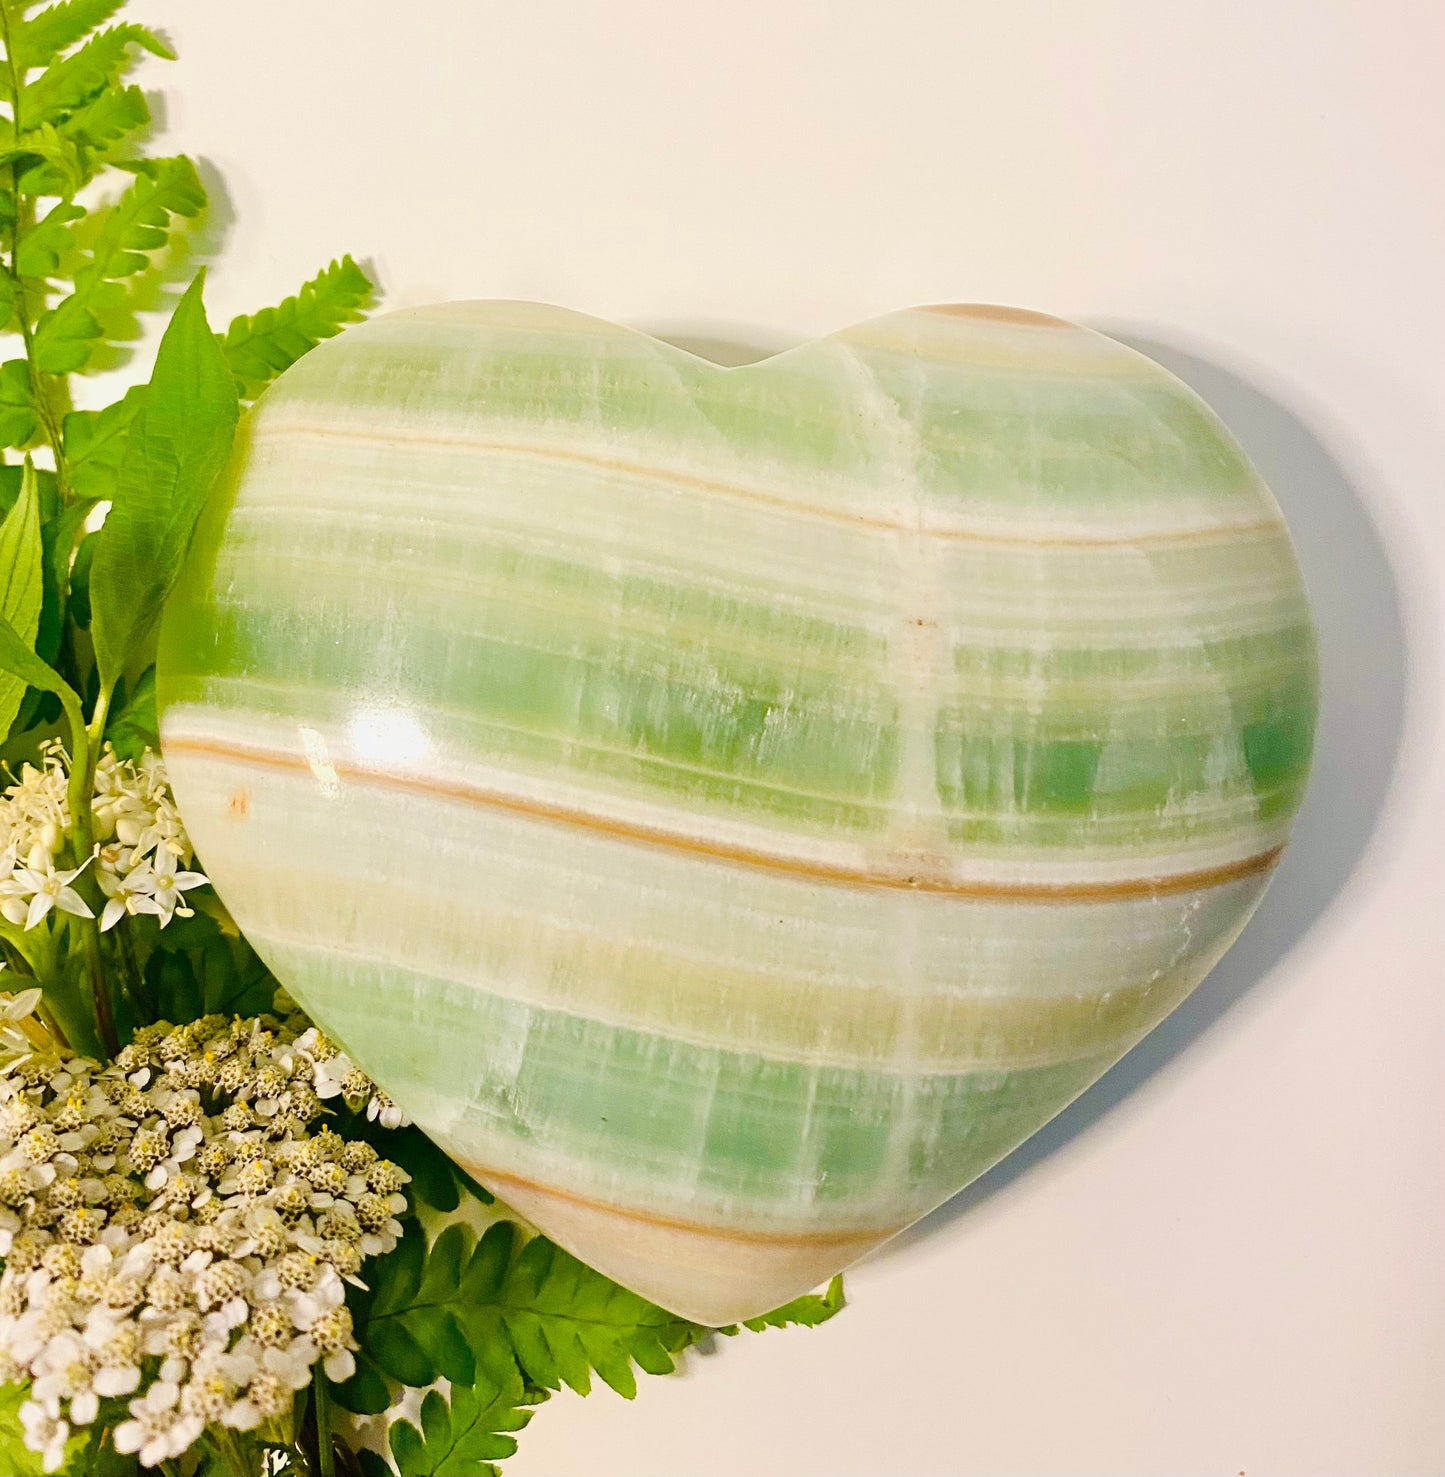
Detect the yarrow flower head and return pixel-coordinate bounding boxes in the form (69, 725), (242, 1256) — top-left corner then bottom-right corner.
(0, 742), (209, 936)
(298, 1027), (409, 1130)
(0, 1005), (409, 1471)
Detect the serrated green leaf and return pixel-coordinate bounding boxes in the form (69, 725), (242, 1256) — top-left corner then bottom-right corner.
(222, 254), (373, 399)
(0, 458), (44, 734)
(62, 383), (144, 499)
(388, 1378), (534, 1477)
(55, 79), (148, 163)
(459, 1222), (511, 1303)
(14, 199), (83, 277)
(88, 271), (237, 692)
(10, 0), (128, 73)
(78, 155), (205, 284)
(0, 121), (82, 196)
(33, 158), (206, 374)
(356, 1219), (709, 1405)
(21, 24), (171, 128)
(0, 359), (38, 448)
(27, 290), (105, 373)
(731, 1273), (847, 1334)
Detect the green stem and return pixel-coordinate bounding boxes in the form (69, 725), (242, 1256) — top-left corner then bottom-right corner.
(315, 1376), (337, 1477)
(56, 684), (119, 1058)
(206, 1423), (250, 1477)
(0, 2), (71, 496)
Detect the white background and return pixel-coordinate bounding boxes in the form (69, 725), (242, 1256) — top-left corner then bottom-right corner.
(109, 3), (1444, 1473)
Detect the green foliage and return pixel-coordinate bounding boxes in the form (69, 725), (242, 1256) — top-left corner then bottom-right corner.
(0, 356), (35, 445)
(62, 382), (141, 498)
(387, 1381), (537, 1477)
(721, 1273), (846, 1334)
(9, 1), (128, 74)
(19, 24), (170, 129)
(222, 253), (373, 399)
(57, 78), (147, 168)
(138, 906), (278, 1024)
(88, 270), (237, 691)
(335, 1212), (845, 1474)
(0, 580), (81, 734)
(0, 454), (41, 728)
(14, 197), (81, 276)
(0, 8), (852, 1475)
(340, 1220), (713, 1416)
(101, 659), (153, 756)
(352, 1118), (495, 1217)
(31, 155), (205, 372)
(0, 1379), (137, 1475)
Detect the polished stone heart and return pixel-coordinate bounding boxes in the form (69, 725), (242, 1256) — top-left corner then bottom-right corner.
(156, 302), (1317, 1324)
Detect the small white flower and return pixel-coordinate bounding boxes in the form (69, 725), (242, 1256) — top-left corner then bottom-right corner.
(143, 1124), (202, 1192)
(19, 1400), (69, 1473)
(140, 849), (209, 928)
(96, 864), (164, 933)
(8, 862), (95, 931)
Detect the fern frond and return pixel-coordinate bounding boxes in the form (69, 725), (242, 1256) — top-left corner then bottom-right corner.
(386, 1380), (537, 1477)
(13, 197), (82, 277)
(724, 1273), (846, 1333)
(0, 120), (83, 196)
(30, 156), (205, 373)
(334, 1220), (712, 1418)
(221, 254), (373, 399)
(62, 383), (143, 499)
(9, 0), (127, 74)
(20, 23), (171, 129)
(53, 79), (148, 176)
(79, 154), (205, 281)
(0, 359), (38, 449)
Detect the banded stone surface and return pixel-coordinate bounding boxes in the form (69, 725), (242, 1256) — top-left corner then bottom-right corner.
(156, 302), (1318, 1324)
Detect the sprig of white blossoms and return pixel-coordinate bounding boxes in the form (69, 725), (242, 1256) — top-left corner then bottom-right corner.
(0, 1007), (410, 1471)
(0, 740), (208, 934)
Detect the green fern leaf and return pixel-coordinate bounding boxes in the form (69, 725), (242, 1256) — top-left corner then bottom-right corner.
(26, 290), (102, 373)
(221, 254), (373, 399)
(388, 1380), (536, 1477)
(62, 383), (144, 500)
(21, 23), (171, 128)
(727, 1273), (846, 1333)
(31, 156), (205, 373)
(335, 1220), (711, 1414)
(0, 121), (83, 196)
(79, 155), (206, 283)
(14, 199), (83, 277)
(0, 360), (38, 449)
(54, 81), (149, 174)
(10, 0), (127, 73)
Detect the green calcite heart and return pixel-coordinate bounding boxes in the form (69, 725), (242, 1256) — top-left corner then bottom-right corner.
(156, 301), (1317, 1324)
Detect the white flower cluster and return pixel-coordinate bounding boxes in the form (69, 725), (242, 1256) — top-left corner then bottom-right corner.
(0, 1010), (410, 1471)
(0, 740), (208, 934)
(300, 1027), (408, 1131)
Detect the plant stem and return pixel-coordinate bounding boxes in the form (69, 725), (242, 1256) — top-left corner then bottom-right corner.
(0, 1), (72, 495)
(60, 684), (120, 1058)
(207, 1423), (250, 1476)
(315, 1376), (337, 1477)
